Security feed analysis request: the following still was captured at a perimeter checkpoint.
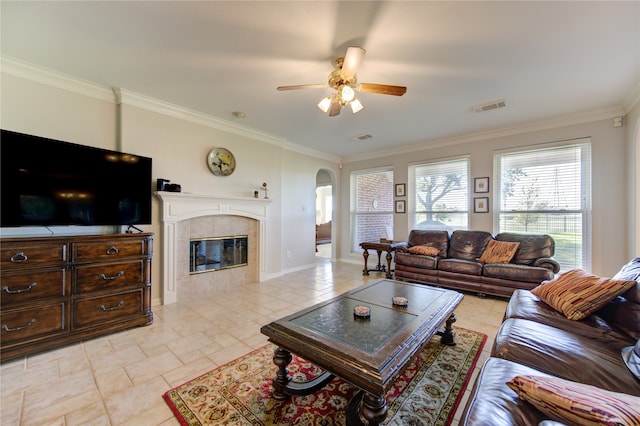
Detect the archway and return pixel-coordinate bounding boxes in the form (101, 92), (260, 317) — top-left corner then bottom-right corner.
(315, 169), (333, 258)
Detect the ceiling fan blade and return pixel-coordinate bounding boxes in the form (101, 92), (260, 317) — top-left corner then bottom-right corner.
(358, 83), (407, 96)
(340, 46), (366, 80)
(277, 84), (326, 91)
(328, 98), (342, 117)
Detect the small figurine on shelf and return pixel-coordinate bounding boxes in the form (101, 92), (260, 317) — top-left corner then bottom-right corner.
(262, 182), (269, 199)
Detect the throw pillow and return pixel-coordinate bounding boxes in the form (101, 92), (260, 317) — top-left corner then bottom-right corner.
(531, 269), (637, 320)
(478, 239), (520, 264)
(506, 375), (640, 426)
(407, 245), (440, 256)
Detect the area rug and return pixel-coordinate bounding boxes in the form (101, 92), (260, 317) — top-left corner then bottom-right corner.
(163, 328), (486, 425)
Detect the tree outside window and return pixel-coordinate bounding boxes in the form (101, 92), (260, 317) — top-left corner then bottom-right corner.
(495, 141), (591, 270)
(409, 158), (469, 233)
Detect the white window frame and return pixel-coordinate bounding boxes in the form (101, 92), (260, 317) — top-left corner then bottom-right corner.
(408, 156), (470, 233)
(493, 139), (592, 271)
(350, 167), (394, 253)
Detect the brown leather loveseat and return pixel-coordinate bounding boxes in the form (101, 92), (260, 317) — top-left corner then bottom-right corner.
(460, 258), (640, 425)
(394, 230), (560, 298)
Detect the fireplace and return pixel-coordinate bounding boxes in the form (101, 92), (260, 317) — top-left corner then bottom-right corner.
(190, 235), (248, 273)
(156, 192), (271, 304)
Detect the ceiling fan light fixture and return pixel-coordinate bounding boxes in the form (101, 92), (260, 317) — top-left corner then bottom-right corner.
(350, 98), (364, 113)
(341, 85), (355, 102)
(317, 96), (332, 113)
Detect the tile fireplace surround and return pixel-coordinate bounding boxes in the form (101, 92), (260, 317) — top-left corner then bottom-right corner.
(156, 192), (271, 304)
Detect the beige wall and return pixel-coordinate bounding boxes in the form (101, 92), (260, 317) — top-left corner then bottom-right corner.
(625, 100), (640, 257)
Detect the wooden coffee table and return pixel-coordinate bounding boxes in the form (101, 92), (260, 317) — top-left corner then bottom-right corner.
(260, 279), (463, 425)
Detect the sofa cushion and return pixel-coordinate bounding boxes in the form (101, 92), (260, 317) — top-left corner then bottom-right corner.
(394, 252), (438, 269)
(460, 358), (549, 426)
(438, 258), (483, 275)
(531, 269), (637, 320)
(492, 318), (640, 395)
(483, 264), (553, 284)
(406, 230), (449, 257)
(600, 295), (640, 341)
(478, 240), (520, 264)
(506, 375), (640, 426)
(504, 289), (633, 345)
(496, 233), (554, 266)
(447, 230), (493, 261)
(407, 245), (440, 256)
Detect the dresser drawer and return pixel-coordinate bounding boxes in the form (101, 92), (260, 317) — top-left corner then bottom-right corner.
(0, 243), (67, 269)
(1, 303), (67, 345)
(74, 260), (145, 294)
(1, 269), (67, 306)
(73, 289), (144, 329)
(72, 238), (149, 261)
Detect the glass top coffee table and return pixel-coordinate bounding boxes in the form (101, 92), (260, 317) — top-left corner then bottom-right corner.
(260, 279), (463, 425)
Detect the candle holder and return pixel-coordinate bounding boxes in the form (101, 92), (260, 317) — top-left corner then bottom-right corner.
(392, 296), (408, 307)
(354, 305), (371, 318)
(262, 182), (269, 199)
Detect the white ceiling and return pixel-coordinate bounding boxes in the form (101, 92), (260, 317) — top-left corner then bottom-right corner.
(1, 1), (639, 160)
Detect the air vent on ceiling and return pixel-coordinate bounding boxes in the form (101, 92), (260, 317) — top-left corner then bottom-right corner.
(473, 99), (507, 113)
(351, 133), (374, 141)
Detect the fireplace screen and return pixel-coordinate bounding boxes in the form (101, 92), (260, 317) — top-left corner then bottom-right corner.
(190, 235), (248, 274)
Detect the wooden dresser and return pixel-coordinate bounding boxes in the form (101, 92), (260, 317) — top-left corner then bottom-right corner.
(1, 233), (153, 361)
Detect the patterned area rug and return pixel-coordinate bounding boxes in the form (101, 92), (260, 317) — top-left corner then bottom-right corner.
(163, 328), (486, 425)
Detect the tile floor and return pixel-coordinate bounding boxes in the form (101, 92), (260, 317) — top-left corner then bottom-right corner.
(1, 255), (507, 425)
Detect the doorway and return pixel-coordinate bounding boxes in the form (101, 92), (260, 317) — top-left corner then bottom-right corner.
(316, 169), (333, 258)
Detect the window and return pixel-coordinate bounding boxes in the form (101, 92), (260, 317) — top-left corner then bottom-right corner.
(409, 157), (469, 233)
(350, 168), (394, 252)
(494, 140), (591, 271)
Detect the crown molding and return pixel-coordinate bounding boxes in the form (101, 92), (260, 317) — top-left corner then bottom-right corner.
(342, 106), (627, 163)
(1, 56), (115, 102)
(1, 55), (340, 163)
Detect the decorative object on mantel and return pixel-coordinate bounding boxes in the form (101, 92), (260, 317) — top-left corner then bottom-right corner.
(207, 147), (236, 176)
(261, 182), (269, 199)
(254, 190), (259, 198)
(157, 178), (181, 192)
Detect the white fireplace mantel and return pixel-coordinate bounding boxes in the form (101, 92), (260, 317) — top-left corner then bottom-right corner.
(155, 192), (271, 304)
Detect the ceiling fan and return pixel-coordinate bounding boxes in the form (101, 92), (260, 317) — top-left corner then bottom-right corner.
(277, 46), (407, 117)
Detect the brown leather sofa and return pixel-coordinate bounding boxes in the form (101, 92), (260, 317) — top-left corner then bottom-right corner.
(315, 221), (331, 252)
(394, 230), (560, 298)
(316, 221), (331, 245)
(460, 258), (640, 425)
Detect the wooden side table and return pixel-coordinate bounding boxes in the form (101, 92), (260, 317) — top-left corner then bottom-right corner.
(359, 241), (406, 278)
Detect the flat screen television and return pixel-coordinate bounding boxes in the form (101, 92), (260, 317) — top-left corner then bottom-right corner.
(1, 129), (152, 227)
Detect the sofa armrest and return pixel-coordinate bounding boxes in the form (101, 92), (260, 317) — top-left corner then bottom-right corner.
(533, 257), (561, 274)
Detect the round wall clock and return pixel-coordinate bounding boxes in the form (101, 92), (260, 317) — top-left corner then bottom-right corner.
(207, 147), (236, 176)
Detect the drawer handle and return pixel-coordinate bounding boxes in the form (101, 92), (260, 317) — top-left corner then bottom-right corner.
(99, 301), (124, 311)
(106, 246), (120, 255)
(99, 271), (124, 281)
(10, 252), (28, 263)
(2, 318), (36, 332)
(1, 282), (37, 294)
